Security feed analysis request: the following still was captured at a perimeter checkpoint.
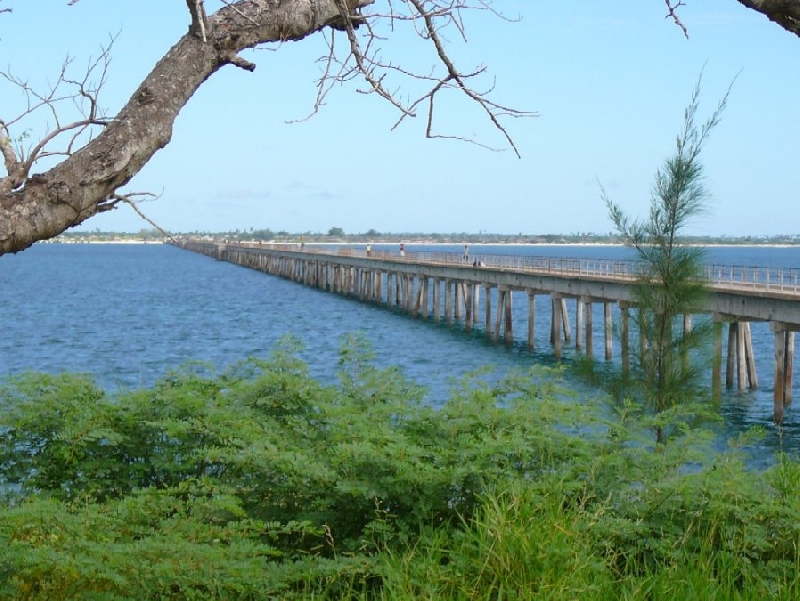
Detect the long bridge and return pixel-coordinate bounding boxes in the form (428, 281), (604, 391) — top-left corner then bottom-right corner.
(174, 240), (800, 424)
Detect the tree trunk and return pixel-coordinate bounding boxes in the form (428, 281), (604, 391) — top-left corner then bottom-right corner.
(736, 0), (800, 38)
(0, 0), (371, 255)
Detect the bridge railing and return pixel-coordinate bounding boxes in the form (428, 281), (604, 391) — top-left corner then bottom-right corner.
(366, 249), (800, 293)
(178, 240), (800, 294)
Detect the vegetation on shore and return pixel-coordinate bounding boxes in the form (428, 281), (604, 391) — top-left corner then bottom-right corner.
(52, 228), (800, 247)
(1, 336), (799, 599)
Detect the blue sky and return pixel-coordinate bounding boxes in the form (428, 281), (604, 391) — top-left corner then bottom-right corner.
(2, 1), (799, 236)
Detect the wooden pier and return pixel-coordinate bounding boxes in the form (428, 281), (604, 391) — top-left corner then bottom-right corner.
(174, 240), (800, 424)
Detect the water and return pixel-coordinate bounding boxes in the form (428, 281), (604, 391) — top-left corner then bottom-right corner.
(2, 242), (799, 458)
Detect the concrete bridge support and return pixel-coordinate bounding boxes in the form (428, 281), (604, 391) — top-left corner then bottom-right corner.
(772, 323), (797, 424)
(726, 321), (757, 392)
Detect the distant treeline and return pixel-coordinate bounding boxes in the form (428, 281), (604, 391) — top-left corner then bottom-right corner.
(57, 229), (800, 246)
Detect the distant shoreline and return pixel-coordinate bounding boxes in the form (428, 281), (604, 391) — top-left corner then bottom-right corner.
(45, 239), (800, 250)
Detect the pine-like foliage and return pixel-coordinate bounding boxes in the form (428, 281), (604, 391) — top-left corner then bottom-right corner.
(602, 73), (734, 442)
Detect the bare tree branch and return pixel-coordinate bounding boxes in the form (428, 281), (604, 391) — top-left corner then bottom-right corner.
(186, 0), (210, 41)
(110, 192), (176, 242)
(299, 0), (534, 156)
(664, 0), (689, 38)
(0, 36), (114, 195)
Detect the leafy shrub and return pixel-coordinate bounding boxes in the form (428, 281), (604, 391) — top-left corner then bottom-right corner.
(2, 336), (800, 599)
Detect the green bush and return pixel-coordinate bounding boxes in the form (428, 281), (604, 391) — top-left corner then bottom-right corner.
(1, 336), (799, 599)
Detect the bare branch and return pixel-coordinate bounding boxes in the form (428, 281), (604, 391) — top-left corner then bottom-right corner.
(302, 0), (533, 157)
(186, 0), (210, 41)
(664, 0), (689, 38)
(0, 36), (114, 194)
(110, 192), (176, 243)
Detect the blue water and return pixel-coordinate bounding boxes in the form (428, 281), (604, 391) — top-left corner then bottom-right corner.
(1, 242), (799, 458)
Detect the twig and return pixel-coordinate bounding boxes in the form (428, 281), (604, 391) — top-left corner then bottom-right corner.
(111, 193), (176, 243)
(664, 0), (688, 39)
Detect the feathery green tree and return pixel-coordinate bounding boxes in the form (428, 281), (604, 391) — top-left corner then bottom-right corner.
(601, 74), (734, 443)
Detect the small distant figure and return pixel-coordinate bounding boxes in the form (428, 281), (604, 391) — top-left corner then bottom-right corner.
(300, 236), (305, 250)
(399, 243), (405, 257)
(366, 243), (372, 256)
(463, 243), (469, 263)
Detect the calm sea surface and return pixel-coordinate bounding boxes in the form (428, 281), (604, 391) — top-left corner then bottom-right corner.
(2, 242), (799, 460)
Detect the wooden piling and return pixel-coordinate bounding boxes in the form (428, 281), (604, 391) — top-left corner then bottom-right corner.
(485, 285), (493, 339)
(774, 324), (786, 424)
(445, 280), (452, 325)
(585, 301), (594, 358)
(620, 302), (630, 375)
(726, 322), (737, 390)
(504, 289), (513, 346)
(743, 322), (758, 389)
(472, 285), (480, 326)
(561, 298), (571, 343)
(527, 290), (536, 350)
(552, 295), (563, 359)
(433, 278), (441, 322)
(712, 317), (723, 399)
(494, 288), (505, 343)
(786, 331), (795, 405)
(421, 277), (429, 319)
(737, 320), (747, 391)
(464, 284), (473, 332)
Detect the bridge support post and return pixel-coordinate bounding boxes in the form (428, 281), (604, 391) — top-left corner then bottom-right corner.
(455, 282), (464, 321)
(472, 284), (480, 326)
(585, 300), (594, 358)
(397, 275), (403, 310)
(726, 322), (737, 390)
(772, 322), (796, 424)
(744, 322), (758, 389)
(421, 277), (429, 319)
(604, 302), (613, 361)
(774, 323), (787, 424)
(726, 321), (757, 391)
(504, 289), (513, 346)
(561, 298), (571, 343)
(787, 331), (795, 405)
(620, 302), (630, 375)
(552, 294), (563, 358)
(445, 280), (452, 325)
(433, 278), (441, 321)
(575, 299), (584, 351)
(485, 285), (492, 339)
(494, 286), (513, 344)
(527, 290), (536, 350)
(712, 316), (723, 399)
(737, 320), (747, 390)
(465, 284), (473, 332)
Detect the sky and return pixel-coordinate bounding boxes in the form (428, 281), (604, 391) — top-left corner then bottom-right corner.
(1, 1), (799, 237)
